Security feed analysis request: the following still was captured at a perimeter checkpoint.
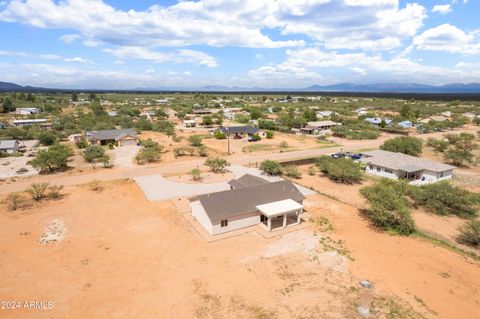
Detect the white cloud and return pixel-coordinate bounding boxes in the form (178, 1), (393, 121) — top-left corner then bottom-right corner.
(103, 47), (218, 67)
(39, 53), (61, 60)
(64, 56), (94, 64)
(0, 49), (28, 57)
(412, 24), (480, 54)
(145, 68), (155, 74)
(248, 47), (478, 86)
(59, 34), (81, 44)
(0, 0), (427, 51)
(432, 4), (452, 14)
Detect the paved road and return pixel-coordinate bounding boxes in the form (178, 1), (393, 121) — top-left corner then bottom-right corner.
(0, 127), (476, 194)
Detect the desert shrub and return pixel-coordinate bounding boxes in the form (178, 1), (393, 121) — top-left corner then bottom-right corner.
(279, 141), (289, 148)
(198, 146), (208, 157)
(136, 140), (163, 164)
(266, 131), (274, 139)
(75, 138), (88, 149)
(457, 220), (480, 247)
(47, 185), (64, 199)
(308, 166), (316, 176)
(332, 122), (379, 140)
(444, 148), (475, 166)
(315, 156), (363, 184)
(360, 179), (415, 235)
(284, 165), (301, 179)
(88, 180), (102, 191)
(250, 133), (261, 141)
(426, 138), (449, 153)
(174, 147), (193, 157)
(4, 193), (26, 211)
(189, 135), (203, 147)
(259, 160), (282, 176)
(213, 130), (226, 139)
(29, 143), (73, 173)
(38, 131), (58, 146)
(26, 182), (50, 201)
(408, 181), (479, 217)
(204, 157), (230, 173)
(190, 168), (202, 181)
(83, 145), (105, 162)
(380, 136), (422, 156)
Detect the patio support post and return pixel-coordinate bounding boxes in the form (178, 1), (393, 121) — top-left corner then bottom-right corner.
(282, 214), (287, 228)
(267, 217), (272, 231)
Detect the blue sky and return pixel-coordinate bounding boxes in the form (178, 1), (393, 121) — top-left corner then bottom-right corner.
(0, 0), (479, 89)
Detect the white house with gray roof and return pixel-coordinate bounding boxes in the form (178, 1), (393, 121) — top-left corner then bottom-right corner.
(191, 174), (305, 235)
(359, 150), (455, 184)
(0, 140), (20, 153)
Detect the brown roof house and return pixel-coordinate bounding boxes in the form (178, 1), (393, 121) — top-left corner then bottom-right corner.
(191, 174), (305, 235)
(86, 129), (138, 146)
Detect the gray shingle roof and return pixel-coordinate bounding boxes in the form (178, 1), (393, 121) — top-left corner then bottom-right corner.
(198, 180), (305, 222)
(86, 129), (137, 141)
(228, 174), (269, 189)
(0, 140), (18, 149)
(220, 126), (259, 135)
(360, 150), (455, 172)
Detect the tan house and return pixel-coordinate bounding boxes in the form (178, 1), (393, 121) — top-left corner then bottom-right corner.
(85, 129), (138, 146)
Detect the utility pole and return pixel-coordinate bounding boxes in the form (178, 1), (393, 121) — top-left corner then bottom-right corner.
(226, 125), (230, 155)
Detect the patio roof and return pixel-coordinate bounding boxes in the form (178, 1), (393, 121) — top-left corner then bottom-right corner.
(256, 199), (304, 217)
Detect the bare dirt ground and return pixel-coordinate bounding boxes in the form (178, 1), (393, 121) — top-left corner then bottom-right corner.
(164, 171), (234, 184)
(1, 180), (479, 318)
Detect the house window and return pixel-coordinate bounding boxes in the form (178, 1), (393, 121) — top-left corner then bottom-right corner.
(369, 165), (373, 170)
(376, 166), (381, 172)
(220, 219), (228, 227)
(260, 215), (267, 222)
(440, 172), (444, 178)
(385, 169), (393, 174)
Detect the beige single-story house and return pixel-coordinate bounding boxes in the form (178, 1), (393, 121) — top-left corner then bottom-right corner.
(300, 121), (341, 135)
(85, 129), (138, 146)
(12, 119), (48, 127)
(68, 134), (83, 143)
(183, 119), (197, 128)
(219, 126), (266, 139)
(191, 174), (305, 235)
(359, 150), (455, 184)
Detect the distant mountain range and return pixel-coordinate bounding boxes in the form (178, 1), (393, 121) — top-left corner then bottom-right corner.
(1, 80), (480, 93)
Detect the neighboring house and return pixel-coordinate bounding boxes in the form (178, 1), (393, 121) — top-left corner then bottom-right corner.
(359, 150), (455, 184)
(192, 109), (213, 115)
(68, 134), (83, 143)
(223, 107), (242, 120)
(300, 121), (341, 135)
(85, 128), (138, 146)
(0, 140), (20, 153)
(365, 117), (392, 127)
(191, 174), (305, 235)
(441, 111), (452, 117)
(419, 115), (449, 123)
(462, 112), (477, 119)
(219, 126), (266, 138)
(397, 120), (413, 129)
(12, 119), (48, 127)
(316, 111), (336, 118)
(183, 119), (197, 128)
(354, 107), (370, 115)
(15, 107), (41, 115)
(107, 111), (118, 117)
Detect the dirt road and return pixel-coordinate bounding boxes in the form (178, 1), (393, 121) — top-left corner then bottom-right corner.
(0, 127), (476, 194)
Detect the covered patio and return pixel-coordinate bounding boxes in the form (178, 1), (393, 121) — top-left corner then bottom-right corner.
(257, 199), (304, 231)
(399, 165), (424, 181)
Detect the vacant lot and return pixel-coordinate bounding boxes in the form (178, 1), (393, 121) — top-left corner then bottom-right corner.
(1, 180), (479, 318)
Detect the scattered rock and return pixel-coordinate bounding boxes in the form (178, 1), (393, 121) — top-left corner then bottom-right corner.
(39, 219), (66, 243)
(359, 280), (374, 289)
(357, 305), (371, 317)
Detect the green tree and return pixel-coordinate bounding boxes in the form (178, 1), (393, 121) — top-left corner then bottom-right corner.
(190, 168), (202, 181)
(83, 145), (110, 167)
(457, 220), (480, 247)
(444, 148), (474, 166)
(380, 136), (423, 156)
(38, 131), (58, 146)
(30, 144), (72, 173)
(408, 181), (479, 217)
(202, 116), (213, 127)
(360, 179), (415, 235)
(1, 97), (15, 113)
(316, 156), (363, 184)
(426, 138), (449, 153)
(259, 160), (282, 176)
(204, 157), (230, 173)
(188, 135), (203, 147)
(213, 130), (226, 139)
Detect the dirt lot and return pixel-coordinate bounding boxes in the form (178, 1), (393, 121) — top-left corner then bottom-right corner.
(1, 180), (479, 318)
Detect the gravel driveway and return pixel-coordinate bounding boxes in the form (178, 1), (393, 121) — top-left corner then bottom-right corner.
(111, 145), (140, 169)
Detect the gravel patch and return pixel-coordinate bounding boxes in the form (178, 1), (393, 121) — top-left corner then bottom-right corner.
(39, 219), (66, 244)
